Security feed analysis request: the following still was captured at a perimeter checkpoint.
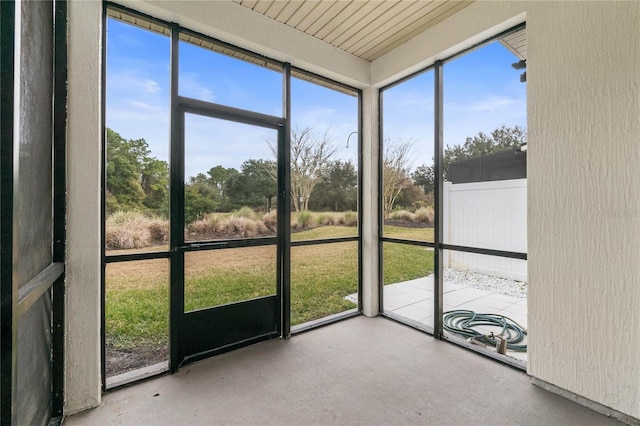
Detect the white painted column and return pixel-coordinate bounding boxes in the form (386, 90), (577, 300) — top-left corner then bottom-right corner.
(65, 0), (102, 415)
(361, 87), (380, 317)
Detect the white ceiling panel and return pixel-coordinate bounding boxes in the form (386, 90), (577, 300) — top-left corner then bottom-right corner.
(233, 0), (476, 61)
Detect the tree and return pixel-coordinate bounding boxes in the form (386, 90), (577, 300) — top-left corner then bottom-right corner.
(309, 160), (357, 212)
(106, 128), (168, 215)
(225, 159), (277, 211)
(184, 173), (219, 223)
(207, 165), (238, 211)
(396, 184), (429, 211)
(413, 124), (527, 187)
(412, 164), (434, 196)
(382, 139), (414, 218)
(140, 158), (169, 213)
(184, 184), (218, 224)
(270, 126), (338, 212)
(443, 125), (526, 180)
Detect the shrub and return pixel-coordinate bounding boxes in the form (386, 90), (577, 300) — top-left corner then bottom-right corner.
(224, 216), (257, 237)
(188, 214), (220, 235)
(105, 211), (153, 249)
(148, 219), (169, 243)
(413, 206), (434, 224)
(105, 227), (150, 250)
(321, 213), (336, 226)
(342, 211), (358, 227)
(390, 209), (414, 222)
(231, 206), (257, 220)
(262, 210), (277, 232)
(224, 215), (275, 238)
(253, 220), (269, 236)
(296, 210), (315, 229)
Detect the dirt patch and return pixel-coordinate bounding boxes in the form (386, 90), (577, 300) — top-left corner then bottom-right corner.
(106, 344), (168, 377)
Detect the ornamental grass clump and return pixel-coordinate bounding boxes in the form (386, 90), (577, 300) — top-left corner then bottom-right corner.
(295, 210), (315, 229)
(341, 211), (358, 227)
(148, 219), (169, 243)
(187, 214), (220, 235)
(413, 206), (434, 224)
(390, 209), (414, 222)
(231, 206), (258, 220)
(105, 211), (154, 249)
(320, 213), (336, 226)
(262, 210), (277, 232)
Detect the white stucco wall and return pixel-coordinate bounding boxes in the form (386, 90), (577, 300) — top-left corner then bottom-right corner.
(65, 0), (102, 415)
(361, 87), (380, 317)
(526, 1), (640, 418)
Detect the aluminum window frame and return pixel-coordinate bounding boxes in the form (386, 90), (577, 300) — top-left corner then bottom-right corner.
(378, 23), (527, 370)
(102, 1), (363, 388)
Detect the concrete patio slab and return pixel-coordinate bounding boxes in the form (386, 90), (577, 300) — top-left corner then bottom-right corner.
(361, 274), (529, 363)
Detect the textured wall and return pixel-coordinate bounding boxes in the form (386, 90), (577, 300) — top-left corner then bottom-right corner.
(527, 1), (640, 418)
(65, 0), (102, 415)
(361, 87), (380, 317)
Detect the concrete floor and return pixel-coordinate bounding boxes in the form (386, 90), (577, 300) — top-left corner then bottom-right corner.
(66, 316), (621, 426)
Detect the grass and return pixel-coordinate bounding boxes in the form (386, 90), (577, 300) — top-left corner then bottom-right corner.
(383, 225), (434, 241)
(105, 222), (434, 351)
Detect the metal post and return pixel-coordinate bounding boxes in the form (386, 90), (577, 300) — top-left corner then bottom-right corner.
(169, 24), (184, 372)
(281, 63), (291, 338)
(433, 60), (444, 339)
(100, 0), (108, 392)
(357, 91), (363, 311)
(0, 1), (16, 423)
(377, 90), (384, 312)
(52, 0), (68, 416)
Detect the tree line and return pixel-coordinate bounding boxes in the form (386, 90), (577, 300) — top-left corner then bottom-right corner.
(106, 124), (526, 223)
(106, 127), (357, 223)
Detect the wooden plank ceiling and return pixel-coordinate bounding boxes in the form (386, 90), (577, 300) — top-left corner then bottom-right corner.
(500, 27), (527, 60)
(232, 0), (474, 61)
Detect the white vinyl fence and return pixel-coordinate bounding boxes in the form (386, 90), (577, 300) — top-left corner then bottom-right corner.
(443, 179), (527, 282)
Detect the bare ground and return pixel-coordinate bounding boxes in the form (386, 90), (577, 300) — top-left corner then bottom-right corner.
(106, 344), (168, 377)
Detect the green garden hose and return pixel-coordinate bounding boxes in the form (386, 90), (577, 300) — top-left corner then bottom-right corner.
(443, 310), (528, 352)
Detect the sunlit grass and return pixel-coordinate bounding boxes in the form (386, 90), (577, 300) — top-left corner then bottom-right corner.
(383, 225), (434, 241)
(105, 225), (434, 350)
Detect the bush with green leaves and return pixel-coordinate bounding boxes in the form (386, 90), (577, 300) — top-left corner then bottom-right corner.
(296, 210), (315, 229)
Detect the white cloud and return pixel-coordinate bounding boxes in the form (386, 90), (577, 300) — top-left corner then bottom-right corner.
(180, 73), (215, 102)
(108, 70), (162, 95)
(183, 114), (275, 177)
(468, 96), (516, 112)
(128, 100), (163, 112)
(139, 78), (161, 94)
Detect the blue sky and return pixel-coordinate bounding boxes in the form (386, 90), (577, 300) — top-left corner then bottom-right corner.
(382, 41), (526, 168)
(106, 18), (525, 179)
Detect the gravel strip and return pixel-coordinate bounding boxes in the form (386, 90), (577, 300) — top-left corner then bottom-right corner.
(444, 268), (527, 299)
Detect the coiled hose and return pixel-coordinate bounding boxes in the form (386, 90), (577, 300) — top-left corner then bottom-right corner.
(443, 310), (527, 352)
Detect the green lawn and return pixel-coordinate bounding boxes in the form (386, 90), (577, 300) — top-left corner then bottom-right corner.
(105, 224), (434, 350)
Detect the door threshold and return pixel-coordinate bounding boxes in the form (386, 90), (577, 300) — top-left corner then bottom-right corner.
(105, 361), (169, 390)
(291, 309), (360, 335)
